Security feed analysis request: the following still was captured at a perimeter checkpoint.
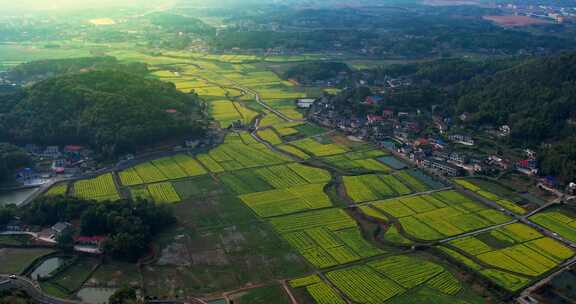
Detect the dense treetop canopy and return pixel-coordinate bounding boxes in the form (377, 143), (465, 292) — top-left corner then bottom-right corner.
(0, 69), (206, 157)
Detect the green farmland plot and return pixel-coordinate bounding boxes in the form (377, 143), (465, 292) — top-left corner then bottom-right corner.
(305, 282), (347, 304)
(292, 137), (348, 157)
(45, 183), (68, 196)
(257, 129), (283, 145)
(220, 169), (274, 194)
(318, 254), (469, 303)
(322, 149), (392, 173)
(370, 191), (512, 241)
(269, 208), (382, 268)
(147, 182), (181, 204)
(443, 222), (575, 291)
(152, 157), (188, 180)
(133, 162), (168, 183)
(277, 144), (311, 159)
(197, 154), (225, 173)
(172, 154), (207, 176)
(239, 183), (331, 217)
(119, 167), (144, 186)
(530, 208), (576, 243)
(73, 173), (120, 201)
(118, 155), (207, 186)
(343, 174), (412, 203)
(455, 179), (526, 214)
(326, 265), (405, 303)
(254, 165), (308, 189)
(205, 134), (291, 170)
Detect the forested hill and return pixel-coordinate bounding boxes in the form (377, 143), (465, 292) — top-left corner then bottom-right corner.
(456, 52), (576, 143)
(147, 12), (215, 35)
(0, 70), (206, 157)
(8, 56), (148, 82)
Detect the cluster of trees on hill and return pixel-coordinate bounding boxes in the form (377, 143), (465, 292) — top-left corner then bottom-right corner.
(8, 56), (148, 82)
(0, 143), (30, 181)
(0, 69), (206, 158)
(283, 61), (351, 83)
(539, 138), (576, 183)
(148, 12), (215, 36)
(210, 30), (374, 50)
(22, 197), (175, 261)
(325, 52), (576, 182)
(455, 53), (576, 145)
(370, 58), (519, 87)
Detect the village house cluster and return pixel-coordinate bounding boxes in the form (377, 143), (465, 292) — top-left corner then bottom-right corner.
(15, 144), (96, 186)
(309, 93), (554, 182)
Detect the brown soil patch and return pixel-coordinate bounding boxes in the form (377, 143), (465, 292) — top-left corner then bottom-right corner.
(483, 15), (550, 27)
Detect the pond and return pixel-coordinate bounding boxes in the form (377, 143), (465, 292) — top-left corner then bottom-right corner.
(76, 287), (117, 304)
(0, 188), (38, 207)
(30, 257), (65, 280)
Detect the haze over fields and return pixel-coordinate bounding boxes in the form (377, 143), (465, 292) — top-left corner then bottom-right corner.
(0, 0), (175, 12)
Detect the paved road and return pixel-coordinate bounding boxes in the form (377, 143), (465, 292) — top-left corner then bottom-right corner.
(238, 85), (304, 123)
(0, 275), (78, 304)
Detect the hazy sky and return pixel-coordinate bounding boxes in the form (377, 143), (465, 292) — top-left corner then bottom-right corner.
(1, 0), (172, 12)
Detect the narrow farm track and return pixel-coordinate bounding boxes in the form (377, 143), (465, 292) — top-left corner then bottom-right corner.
(281, 280), (299, 304)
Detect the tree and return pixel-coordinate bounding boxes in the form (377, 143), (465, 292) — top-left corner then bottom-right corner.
(1, 70), (206, 158)
(108, 286), (139, 304)
(56, 228), (75, 251)
(0, 206), (15, 227)
(0, 143), (30, 181)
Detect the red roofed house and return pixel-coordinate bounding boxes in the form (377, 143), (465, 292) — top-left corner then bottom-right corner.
(364, 96), (384, 105)
(64, 145), (83, 153)
(414, 138), (429, 147)
(165, 109), (179, 114)
(382, 109), (394, 119)
(367, 114), (384, 124)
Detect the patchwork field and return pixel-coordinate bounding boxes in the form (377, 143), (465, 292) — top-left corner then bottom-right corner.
(370, 190), (512, 241)
(442, 223), (574, 291)
(343, 174), (411, 203)
(291, 137), (349, 157)
(289, 254), (465, 303)
(455, 178), (527, 214)
(530, 208), (576, 243)
(270, 208), (383, 268)
(28, 47), (571, 302)
(323, 150), (393, 173)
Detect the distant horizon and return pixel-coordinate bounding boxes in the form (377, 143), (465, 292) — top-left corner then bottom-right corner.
(0, 0), (175, 13)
